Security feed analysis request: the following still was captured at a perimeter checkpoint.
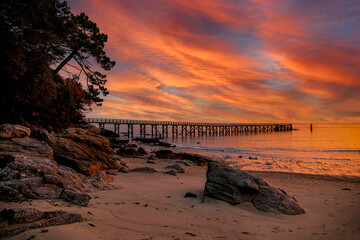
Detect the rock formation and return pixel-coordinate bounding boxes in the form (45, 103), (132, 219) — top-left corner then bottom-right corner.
(0, 124), (122, 206)
(41, 128), (122, 175)
(204, 162), (305, 215)
(0, 208), (83, 238)
(0, 124), (31, 139)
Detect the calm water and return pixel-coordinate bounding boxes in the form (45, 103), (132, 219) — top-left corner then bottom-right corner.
(164, 124), (360, 177)
(108, 123), (360, 176)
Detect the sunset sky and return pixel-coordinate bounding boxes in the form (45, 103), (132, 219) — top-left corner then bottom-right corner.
(69, 0), (360, 123)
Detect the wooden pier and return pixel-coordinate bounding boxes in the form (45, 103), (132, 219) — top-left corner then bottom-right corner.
(85, 118), (293, 138)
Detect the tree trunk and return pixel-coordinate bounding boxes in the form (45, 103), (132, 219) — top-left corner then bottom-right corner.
(54, 49), (78, 73)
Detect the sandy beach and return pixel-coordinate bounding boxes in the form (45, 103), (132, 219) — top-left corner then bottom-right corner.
(1, 157), (359, 240)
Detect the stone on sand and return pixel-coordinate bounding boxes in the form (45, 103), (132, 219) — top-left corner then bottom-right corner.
(204, 162), (305, 215)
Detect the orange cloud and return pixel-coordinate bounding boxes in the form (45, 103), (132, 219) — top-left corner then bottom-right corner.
(70, 0), (360, 123)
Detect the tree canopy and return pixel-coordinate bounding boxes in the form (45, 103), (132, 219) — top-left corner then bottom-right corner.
(0, 0), (115, 129)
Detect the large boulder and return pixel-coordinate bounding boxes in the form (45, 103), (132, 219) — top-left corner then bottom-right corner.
(0, 124), (31, 139)
(204, 162), (305, 215)
(48, 128), (119, 175)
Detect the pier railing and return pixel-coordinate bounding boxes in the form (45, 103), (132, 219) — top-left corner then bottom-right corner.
(85, 118), (293, 138)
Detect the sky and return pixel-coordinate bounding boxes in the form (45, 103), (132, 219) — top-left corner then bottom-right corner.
(68, 0), (360, 123)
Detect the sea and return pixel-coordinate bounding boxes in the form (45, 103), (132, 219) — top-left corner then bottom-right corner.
(111, 123), (360, 177)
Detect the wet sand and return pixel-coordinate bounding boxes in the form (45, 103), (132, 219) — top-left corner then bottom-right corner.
(1, 157), (360, 240)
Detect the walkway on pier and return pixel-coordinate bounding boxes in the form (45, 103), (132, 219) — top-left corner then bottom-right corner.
(85, 118), (293, 138)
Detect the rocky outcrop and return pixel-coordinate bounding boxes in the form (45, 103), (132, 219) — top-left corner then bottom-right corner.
(0, 208), (83, 238)
(47, 128), (120, 175)
(0, 125), (122, 206)
(0, 124), (31, 139)
(1, 208), (43, 224)
(204, 162), (305, 215)
(0, 154), (92, 206)
(0, 137), (54, 161)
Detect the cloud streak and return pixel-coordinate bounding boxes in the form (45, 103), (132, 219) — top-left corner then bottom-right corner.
(70, 0), (360, 123)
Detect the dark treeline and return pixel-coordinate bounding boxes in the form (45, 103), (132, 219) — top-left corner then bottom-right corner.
(0, 0), (115, 130)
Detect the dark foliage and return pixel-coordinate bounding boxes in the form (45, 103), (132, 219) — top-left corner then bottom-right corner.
(0, 0), (115, 129)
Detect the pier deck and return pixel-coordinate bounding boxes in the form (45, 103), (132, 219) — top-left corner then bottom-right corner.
(85, 118), (293, 138)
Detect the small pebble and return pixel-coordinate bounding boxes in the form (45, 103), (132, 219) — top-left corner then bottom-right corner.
(185, 232), (196, 236)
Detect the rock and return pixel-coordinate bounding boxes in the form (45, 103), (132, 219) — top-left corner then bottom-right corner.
(249, 157), (258, 160)
(137, 147), (148, 155)
(48, 128), (118, 175)
(184, 192), (197, 198)
(0, 209), (83, 238)
(0, 124), (31, 139)
(147, 160), (156, 164)
(60, 188), (90, 207)
(101, 129), (118, 138)
(89, 172), (114, 183)
(133, 138), (160, 144)
(110, 139), (129, 145)
(165, 164), (185, 173)
(116, 147), (137, 158)
(118, 166), (130, 173)
(0, 127), (119, 206)
(163, 170), (177, 176)
(106, 170), (117, 175)
(131, 167), (157, 173)
(88, 172), (119, 191)
(185, 232), (196, 237)
(0, 138), (54, 160)
(204, 162), (305, 215)
(158, 142), (175, 147)
(148, 155), (156, 160)
(0, 154), (94, 206)
(108, 155), (127, 167)
(110, 143), (122, 149)
(155, 150), (173, 159)
(81, 125), (102, 135)
(1, 208), (43, 224)
(181, 153), (213, 166)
